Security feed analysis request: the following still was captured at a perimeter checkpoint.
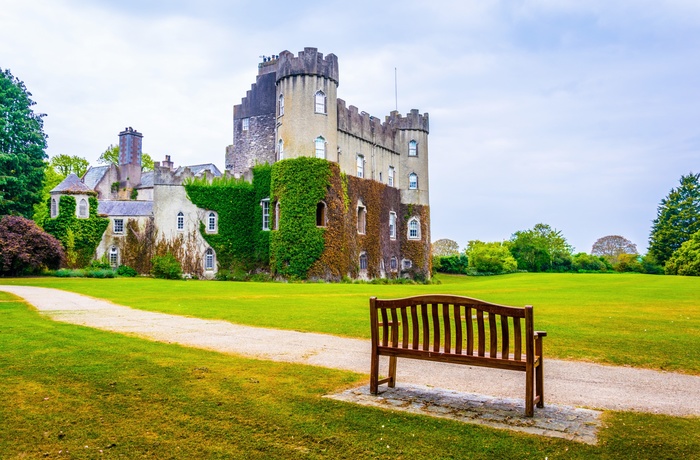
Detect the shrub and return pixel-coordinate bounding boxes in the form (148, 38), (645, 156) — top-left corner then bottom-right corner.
(664, 230), (700, 276)
(151, 253), (183, 280)
(85, 269), (115, 278)
(0, 215), (65, 276)
(116, 265), (138, 277)
(572, 253), (609, 272)
(433, 254), (469, 274)
(89, 256), (112, 270)
(614, 253), (644, 273)
(466, 241), (517, 275)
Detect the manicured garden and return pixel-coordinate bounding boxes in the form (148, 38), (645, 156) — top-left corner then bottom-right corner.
(1, 288), (698, 458)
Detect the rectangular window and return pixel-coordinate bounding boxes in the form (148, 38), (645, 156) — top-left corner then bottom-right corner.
(357, 205), (366, 234)
(113, 218), (124, 234)
(388, 167), (395, 187)
(242, 118), (249, 131)
(356, 155), (364, 178)
(261, 199), (270, 231)
(389, 212), (396, 240)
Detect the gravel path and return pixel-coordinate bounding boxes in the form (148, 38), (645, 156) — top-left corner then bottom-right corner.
(3, 285), (699, 417)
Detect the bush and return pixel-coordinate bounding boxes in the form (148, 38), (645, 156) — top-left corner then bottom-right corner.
(88, 256), (112, 270)
(614, 253), (644, 273)
(466, 241), (517, 275)
(151, 253), (183, 280)
(433, 254), (469, 274)
(641, 255), (664, 275)
(572, 253), (609, 272)
(116, 265), (138, 277)
(664, 230), (700, 276)
(85, 269), (115, 278)
(0, 215), (65, 276)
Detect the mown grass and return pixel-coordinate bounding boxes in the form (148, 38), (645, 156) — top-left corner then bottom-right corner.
(1, 291), (698, 459)
(2, 273), (699, 374)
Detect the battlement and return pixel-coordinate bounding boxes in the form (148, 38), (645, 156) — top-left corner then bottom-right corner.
(385, 109), (429, 133)
(276, 47), (339, 85)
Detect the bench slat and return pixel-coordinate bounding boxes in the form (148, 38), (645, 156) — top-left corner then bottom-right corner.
(501, 314), (510, 359)
(421, 303), (429, 351)
(411, 304), (419, 350)
(376, 346), (530, 371)
(390, 308), (400, 348)
(381, 308), (389, 347)
(514, 316), (522, 361)
(477, 309), (486, 357)
(466, 306), (474, 355)
(454, 304), (463, 355)
(489, 312), (498, 358)
(443, 303), (451, 354)
(432, 303), (440, 353)
(401, 306), (409, 349)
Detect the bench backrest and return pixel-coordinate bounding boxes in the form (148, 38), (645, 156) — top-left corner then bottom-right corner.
(370, 295), (535, 363)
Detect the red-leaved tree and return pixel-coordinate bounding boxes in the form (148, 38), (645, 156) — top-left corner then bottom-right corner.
(0, 215), (65, 276)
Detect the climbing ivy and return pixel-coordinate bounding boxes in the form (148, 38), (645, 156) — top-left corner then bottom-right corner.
(43, 195), (109, 268)
(270, 157), (331, 279)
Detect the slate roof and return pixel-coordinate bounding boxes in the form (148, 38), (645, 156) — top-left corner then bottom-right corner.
(175, 163), (222, 177)
(138, 171), (154, 188)
(98, 200), (153, 216)
(82, 166), (109, 190)
(51, 173), (94, 193)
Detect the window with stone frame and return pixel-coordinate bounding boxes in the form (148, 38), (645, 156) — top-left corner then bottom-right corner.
(357, 203), (367, 234)
(356, 154), (364, 178)
(390, 256), (398, 271)
(205, 248), (215, 271)
(207, 212), (217, 233)
(315, 136), (326, 159)
(359, 252), (368, 271)
(113, 218), (124, 234)
(409, 173), (418, 190)
(279, 94), (284, 116)
(274, 201), (280, 230)
(177, 212), (184, 231)
(109, 246), (119, 268)
(389, 212), (397, 240)
(315, 90), (326, 114)
(388, 166), (395, 187)
(409, 139), (418, 156)
(261, 199), (270, 231)
(402, 259), (413, 270)
(278, 139), (284, 160)
(242, 117), (249, 131)
(50, 197), (58, 218)
(408, 217), (420, 240)
(316, 201), (327, 227)
(78, 198), (88, 218)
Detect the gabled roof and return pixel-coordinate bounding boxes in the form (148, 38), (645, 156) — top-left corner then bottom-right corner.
(83, 166), (110, 189)
(51, 173), (93, 194)
(98, 200), (153, 217)
(174, 163), (222, 177)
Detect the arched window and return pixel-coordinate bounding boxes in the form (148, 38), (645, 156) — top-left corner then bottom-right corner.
(50, 197), (58, 218)
(408, 140), (418, 156)
(315, 136), (326, 159)
(177, 212), (184, 231)
(315, 90), (326, 114)
(316, 202), (327, 227)
(274, 201), (280, 230)
(408, 218), (420, 240)
(207, 212), (217, 233)
(78, 198), (88, 218)
(390, 257), (398, 271)
(205, 248), (215, 271)
(359, 253), (368, 271)
(109, 246), (119, 268)
(409, 173), (418, 190)
(279, 94), (284, 116)
(278, 139), (284, 160)
(357, 203), (367, 234)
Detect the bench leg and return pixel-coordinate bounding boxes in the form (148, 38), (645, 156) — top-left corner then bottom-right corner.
(370, 351), (379, 395)
(525, 365), (534, 417)
(388, 356), (397, 388)
(536, 361), (544, 408)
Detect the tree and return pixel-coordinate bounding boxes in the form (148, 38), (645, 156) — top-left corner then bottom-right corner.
(0, 215), (64, 276)
(571, 252), (609, 272)
(648, 173), (700, 266)
(0, 68), (48, 218)
(98, 144), (154, 171)
(508, 223), (573, 272)
(49, 154), (90, 177)
(591, 235), (638, 264)
(431, 238), (460, 257)
(664, 229), (700, 276)
(466, 240), (517, 274)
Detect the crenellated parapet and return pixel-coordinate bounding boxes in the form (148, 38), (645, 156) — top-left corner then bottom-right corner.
(276, 47), (339, 85)
(385, 109), (429, 133)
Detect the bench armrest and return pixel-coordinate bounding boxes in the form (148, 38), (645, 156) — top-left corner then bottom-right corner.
(535, 331), (547, 338)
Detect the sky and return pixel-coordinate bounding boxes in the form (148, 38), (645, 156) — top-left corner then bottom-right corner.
(2, 0), (699, 253)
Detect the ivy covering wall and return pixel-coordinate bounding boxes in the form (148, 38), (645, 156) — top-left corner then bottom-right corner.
(43, 195), (109, 268)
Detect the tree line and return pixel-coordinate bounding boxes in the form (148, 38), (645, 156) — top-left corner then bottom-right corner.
(433, 172), (700, 276)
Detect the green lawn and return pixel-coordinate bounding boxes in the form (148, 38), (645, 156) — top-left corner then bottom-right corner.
(2, 273), (699, 374)
(1, 291), (698, 459)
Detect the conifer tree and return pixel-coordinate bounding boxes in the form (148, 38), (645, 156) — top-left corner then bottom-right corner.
(648, 173), (700, 266)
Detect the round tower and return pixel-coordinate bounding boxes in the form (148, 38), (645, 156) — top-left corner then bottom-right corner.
(275, 48), (339, 162)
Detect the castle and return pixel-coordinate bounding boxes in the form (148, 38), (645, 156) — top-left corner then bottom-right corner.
(47, 48), (431, 280)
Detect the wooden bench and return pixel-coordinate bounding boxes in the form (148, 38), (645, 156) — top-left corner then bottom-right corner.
(369, 294), (547, 416)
